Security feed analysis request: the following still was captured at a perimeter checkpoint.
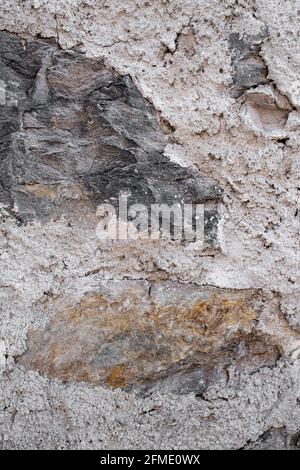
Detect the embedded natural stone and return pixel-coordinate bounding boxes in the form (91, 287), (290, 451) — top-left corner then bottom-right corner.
(0, 31), (222, 244)
(240, 85), (292, 138)
(19, 281), (280, 395)
(244, 427), (300, 450)
(229, 31), (268, 98)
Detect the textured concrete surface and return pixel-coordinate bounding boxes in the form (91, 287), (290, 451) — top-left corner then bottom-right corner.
(0, 0), (300, 450)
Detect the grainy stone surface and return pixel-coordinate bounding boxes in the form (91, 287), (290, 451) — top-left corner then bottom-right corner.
(0, 32), (221, 244)
(0, 0), (300, 450)
(244, 427), (300, 450)
(19, 281), (280, 394)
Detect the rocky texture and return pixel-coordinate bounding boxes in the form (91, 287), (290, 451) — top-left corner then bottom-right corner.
(19, 282), (281, 394)
(0, 32), (221, 245)
(240, 84), (293, 139)
(229, 29), (269, 98)
(0, 0), (300, 451)
(244, 427), (300, 450)
(0, 360), (299, 450)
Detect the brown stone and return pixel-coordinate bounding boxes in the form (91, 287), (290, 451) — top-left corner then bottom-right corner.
(19, 281), (280, 394)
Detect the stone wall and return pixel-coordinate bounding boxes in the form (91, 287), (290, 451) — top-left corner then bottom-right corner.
(0, 0), (299, 450)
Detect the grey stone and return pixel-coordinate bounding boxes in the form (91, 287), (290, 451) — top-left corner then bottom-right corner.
(245, 427), (300, 450)
(0, 32), (222, 245)
(229, 31), (269, 98)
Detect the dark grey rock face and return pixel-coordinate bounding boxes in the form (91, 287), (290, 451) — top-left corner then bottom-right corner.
(245, 427), (300, 450)
(229, 31), (269, 98)
(0, 31), (221, 243)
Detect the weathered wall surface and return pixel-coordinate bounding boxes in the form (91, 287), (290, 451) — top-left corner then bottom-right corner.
(0, 0), (299, 450)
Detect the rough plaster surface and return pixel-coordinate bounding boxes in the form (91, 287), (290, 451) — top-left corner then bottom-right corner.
(0, 0), (300, 450)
